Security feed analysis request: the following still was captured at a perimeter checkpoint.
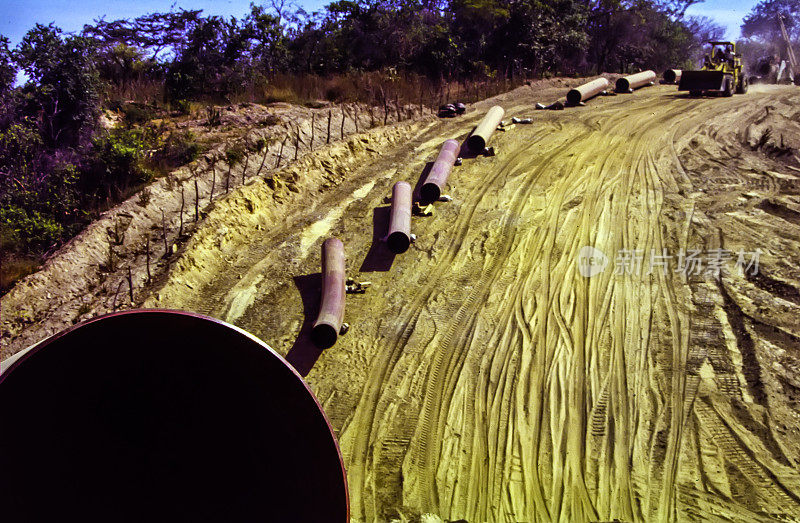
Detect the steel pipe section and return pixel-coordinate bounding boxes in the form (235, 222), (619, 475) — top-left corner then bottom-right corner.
(421, 139), (460, 203)
(0, 310), (349, 522)
(466, 105), (505, 153)
(566, 77), (610, 105)
(311, 237), (346, 349)
(387, 181), (413, 254)
(664, 69), (682, 84)
(615, 70), (657, 92)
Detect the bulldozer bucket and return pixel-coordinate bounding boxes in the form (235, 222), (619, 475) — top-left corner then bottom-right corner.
(678, 70), (727, 91)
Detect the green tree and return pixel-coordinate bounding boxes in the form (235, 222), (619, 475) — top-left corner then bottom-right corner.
(15, 24), (101, 148)
(742, 0), (800, 42)
(0, 35), (15, 94)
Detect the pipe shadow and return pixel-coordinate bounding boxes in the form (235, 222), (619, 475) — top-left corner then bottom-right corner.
(284, 273), (324, 377)
(359, 206), (396, 272)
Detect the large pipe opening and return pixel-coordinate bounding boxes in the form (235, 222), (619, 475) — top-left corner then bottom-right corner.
(664, 69), (682, 84)
(466, 106), (505, 153)
(311, 238), (346, 349)
(0, 310), (349, 522)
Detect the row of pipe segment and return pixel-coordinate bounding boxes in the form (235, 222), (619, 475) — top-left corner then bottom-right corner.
(565, 70), (658, 105)
(310, 105), (506, 349)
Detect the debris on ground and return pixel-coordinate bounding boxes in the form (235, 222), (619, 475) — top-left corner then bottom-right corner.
(413, 202), (435, 216)
(536, 101), (565, 110)
(438, 195), (453, 202)
(484, 146), (496, 156)
(438, 102), (467, 118)
(345, 278), (371, 294)
(511, 117), (533, 124)
(438, 104), (457, 118)
(455, 157), (463, 166)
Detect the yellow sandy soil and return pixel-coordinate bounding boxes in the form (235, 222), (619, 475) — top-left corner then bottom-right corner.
(6, 80), (800, 521)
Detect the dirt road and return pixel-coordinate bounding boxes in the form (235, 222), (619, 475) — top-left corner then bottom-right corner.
(8, 81), (800, 521)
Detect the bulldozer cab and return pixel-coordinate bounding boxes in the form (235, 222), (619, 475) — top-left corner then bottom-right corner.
(705, 42), (739, 71)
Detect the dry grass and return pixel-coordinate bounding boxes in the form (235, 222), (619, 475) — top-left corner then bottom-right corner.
(104, 78), (164, 105)
(1, 255), (41, 295)
(229, 71), (523, 110)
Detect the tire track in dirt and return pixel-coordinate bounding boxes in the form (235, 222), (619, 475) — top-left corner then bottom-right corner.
(340, 127), (576, 520)
(128, 85), (800, 520)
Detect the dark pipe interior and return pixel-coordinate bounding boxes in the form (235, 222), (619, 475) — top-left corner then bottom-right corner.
(387, 231), (411, 254)
(466, 134), (486, 154)
(311, 322), (338, 349)
(420, 182), (442, 204)
(0, 311), (348, 523)
(566, 89), (582, 105)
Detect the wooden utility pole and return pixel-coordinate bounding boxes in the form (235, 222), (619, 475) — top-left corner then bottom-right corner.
(310, 113), (315, 150)
(179, 185), (185, 237)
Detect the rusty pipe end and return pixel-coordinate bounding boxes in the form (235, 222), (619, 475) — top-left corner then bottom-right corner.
(387, 231), (411, 254)
(311, 323), (339, 349)
(420, 182), (442, 204)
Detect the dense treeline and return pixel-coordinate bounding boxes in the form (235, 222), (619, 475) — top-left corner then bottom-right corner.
(0, 0), (778, 291)
(82, 0), (719, 99)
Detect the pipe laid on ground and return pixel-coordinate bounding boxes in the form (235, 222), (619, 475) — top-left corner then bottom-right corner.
(664, 69), (682, 84)
(386, 181), (413, 254)
(615, 70), (657, 92)
(466, 105), (505, 153)
(420, 139), (460, 203)
(311, 238), (345, 349)
(566, 77), (610, 105)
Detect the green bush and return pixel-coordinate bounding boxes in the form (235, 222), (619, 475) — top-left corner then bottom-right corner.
(120, 102), (155, 126)
(172, 98), (192, 115)
(0, 205), (65, 250)
(157, 130), (203, 167)
(225, 143), (245, 166)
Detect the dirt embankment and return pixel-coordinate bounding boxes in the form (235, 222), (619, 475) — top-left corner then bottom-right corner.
(0, 99), (432, 357)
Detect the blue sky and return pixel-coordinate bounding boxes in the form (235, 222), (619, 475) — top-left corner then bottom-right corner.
(0, 0), (757, 48)
(685, 0), (758, 39)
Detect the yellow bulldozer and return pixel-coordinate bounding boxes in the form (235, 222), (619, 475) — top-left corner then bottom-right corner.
(679, 41), (748, 96)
